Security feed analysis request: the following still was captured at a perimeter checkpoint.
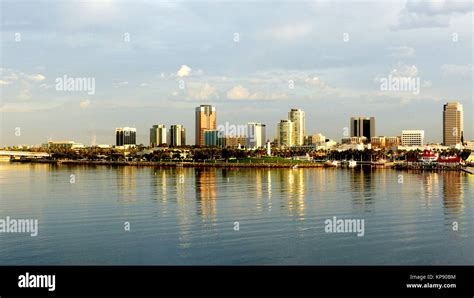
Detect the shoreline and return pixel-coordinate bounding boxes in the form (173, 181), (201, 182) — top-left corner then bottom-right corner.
(10, 159), (328, 168)
(8, 159), (473, 173)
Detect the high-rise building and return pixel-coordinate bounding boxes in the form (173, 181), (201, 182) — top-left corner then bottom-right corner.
(195, 105), (216, 146)
(401, 130), (425, 146)
(277, 119), (293, 147)
(247, 122), (266, 148)
(443, 102), (464, 146)
(150, 124), (167, 147)
(169, 125), (186, 147)
(116, 127), (136, 146)
(288, 108), (305, 146)
(350, 117), (376, 141)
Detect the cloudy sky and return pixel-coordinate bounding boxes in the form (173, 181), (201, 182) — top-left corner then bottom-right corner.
(0, 0), (472, 146)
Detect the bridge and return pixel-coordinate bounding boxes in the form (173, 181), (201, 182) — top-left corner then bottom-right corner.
(0, 151), (51, 159)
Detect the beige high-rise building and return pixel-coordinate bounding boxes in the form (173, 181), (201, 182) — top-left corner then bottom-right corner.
(169, 124), (186, 147)
(195, 105), (216, 146)
(443, 102), (464, 146)
(288, 108), (305, 146)
(150, 125), (166, 147)
(278, 119), (294, 147)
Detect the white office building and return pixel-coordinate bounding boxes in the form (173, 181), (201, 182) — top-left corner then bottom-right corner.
(401, 130), (425, 146)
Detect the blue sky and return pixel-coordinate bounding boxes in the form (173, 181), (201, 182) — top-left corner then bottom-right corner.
(0, 0), (472, 146)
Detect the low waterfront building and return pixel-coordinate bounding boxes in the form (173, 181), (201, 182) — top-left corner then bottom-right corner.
(420, 150), (438, 163)
(370, 136), (386, 148)
(464, 141), (474, 151)
(386, 136), (401, 148)
(47, 141), (85, 150)
(204, 130), (224, 147)
(341, 136), (367, 145)
(305, 133), (326, 146)
(224, 136), (247, 148)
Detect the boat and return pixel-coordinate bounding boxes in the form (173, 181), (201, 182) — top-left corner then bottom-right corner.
(325, 160), (339, 167)
(348, 159), (357, 168)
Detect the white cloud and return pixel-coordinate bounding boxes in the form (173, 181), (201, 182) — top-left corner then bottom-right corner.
(187, 83), (218, 100)
(177, 65), (192, 77)
(304, 74), (329, 88)
(227, 85), (250, 100)
(0, 80), (10, 85)
(405, 0), (473, 16)
(390, 63), (419, 77)
(440, 64), (471, 76)
(393, 0), (473, 29)
(28, 74), (46, 81)
(79, 99), (91, 109)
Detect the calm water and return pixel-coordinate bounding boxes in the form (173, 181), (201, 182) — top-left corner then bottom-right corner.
(0, 162), (472, 265)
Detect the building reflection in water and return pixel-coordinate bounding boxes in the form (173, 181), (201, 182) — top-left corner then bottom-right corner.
(148, 168), (170, 217)
(279, 168), (305, 220)
(195, 168), (218, 222)
(175, 168), (193, 249)
(442, 172), (464, 217)
(116, 166), (138, 202)
(420, 172), (439, 207)
(267, 169), (272, 209)
(350, 167), (374, 212)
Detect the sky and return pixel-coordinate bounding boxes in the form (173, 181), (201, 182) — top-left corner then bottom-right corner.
(0, 0), (472, 146)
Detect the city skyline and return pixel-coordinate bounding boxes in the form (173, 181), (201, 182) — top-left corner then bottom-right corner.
(2, 101), (470, 147)
(0, 0), (472, 146)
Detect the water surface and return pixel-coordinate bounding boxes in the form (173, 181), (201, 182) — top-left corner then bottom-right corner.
(0, 163), (472, 265)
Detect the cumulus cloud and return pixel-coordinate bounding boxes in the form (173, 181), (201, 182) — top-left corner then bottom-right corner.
(28, 74), (46, 81)
(177, 65), (192, 77)
(79, 99), (91, 109)
(304, 74), (329, 88)
(227, 85), (250, 100)
(187, 83), (218, 100)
